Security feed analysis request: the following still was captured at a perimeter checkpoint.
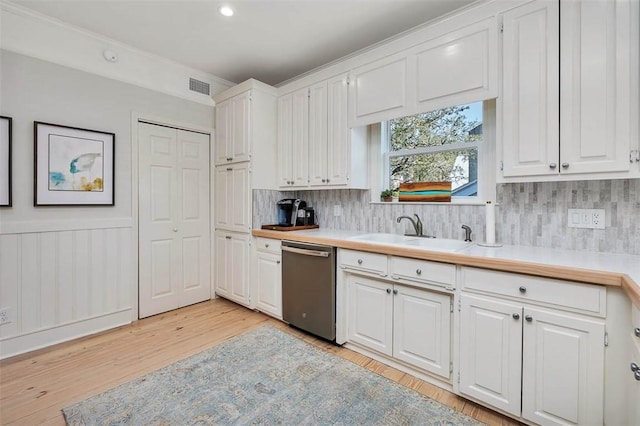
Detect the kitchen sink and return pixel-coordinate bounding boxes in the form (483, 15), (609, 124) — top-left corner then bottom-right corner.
(349, 233), (472, 252)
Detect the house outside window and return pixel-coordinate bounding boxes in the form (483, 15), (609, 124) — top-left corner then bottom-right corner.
(382, 102), (484, 200)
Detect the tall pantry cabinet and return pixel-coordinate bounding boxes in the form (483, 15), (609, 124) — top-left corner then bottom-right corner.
(213, 79), (277, 308)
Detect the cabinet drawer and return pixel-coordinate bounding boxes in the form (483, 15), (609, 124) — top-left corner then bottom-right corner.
(254, 237), (281, 254)
(339, 249), (388, 276)
(461, 267), (606, 316)
(390, 256), (455, 289)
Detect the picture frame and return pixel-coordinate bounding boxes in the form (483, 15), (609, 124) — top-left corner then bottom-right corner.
(34, 122), (115, 206)
(0, 116), (11, 207)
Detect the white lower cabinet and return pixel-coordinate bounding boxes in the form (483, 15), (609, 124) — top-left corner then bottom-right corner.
(460, 293), (605, 425)
(628, 304), (640, 425)
(347, 274), (451, 380)
(214, 231), (250, 307)
(252, 237), (282, 319)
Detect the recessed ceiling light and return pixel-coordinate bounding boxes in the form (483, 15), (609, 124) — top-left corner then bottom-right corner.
(219, 6), (234, 17)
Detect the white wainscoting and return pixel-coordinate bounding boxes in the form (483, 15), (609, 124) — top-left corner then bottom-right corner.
(0, 224), (134, 359)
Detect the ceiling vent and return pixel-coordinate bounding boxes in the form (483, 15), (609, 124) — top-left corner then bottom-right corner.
(189, 78), (210, 96)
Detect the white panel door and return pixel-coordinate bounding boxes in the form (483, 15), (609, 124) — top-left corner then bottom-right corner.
(213, 231), (231, 299)
(229, 232), (251, 306)
(393, 286), (451, 379)
(501, 0), (560, 177)
(277, 94), (294, 187)
(231, 91), (251, 163)
(560, 0), (632, 174)
(308, 81), (328, 186)
(291, 88), (309, 187)
(521, 307), (604, 426)
(214, 99), (231, 165)
(139, 123), (210, 318)
(459, 294), (523, 417)
(214, 163), (250, 233)
(347, 275), (393, 356)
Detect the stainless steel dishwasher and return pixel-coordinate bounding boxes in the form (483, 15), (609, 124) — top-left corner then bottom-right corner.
(281, 240), (336, 341)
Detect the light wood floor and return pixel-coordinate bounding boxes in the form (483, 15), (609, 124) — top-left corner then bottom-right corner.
(0, 299), (521, 425)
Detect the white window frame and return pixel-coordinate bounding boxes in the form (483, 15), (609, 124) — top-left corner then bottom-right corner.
(370, 100), (496, 205)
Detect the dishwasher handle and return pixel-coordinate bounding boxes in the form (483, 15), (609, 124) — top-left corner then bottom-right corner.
(282, 245), (330, 258)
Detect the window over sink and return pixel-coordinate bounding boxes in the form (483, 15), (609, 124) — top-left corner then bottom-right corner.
(371, 100), (495, 204)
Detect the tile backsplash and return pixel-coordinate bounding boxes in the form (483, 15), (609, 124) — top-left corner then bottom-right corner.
(253, 179), (640, 255)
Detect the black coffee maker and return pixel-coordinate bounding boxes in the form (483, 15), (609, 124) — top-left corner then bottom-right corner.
(277, 198), (308, 226)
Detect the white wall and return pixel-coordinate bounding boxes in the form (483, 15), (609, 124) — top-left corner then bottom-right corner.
(0, 50), (214, 358)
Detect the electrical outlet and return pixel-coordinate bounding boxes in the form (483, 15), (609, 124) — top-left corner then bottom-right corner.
(567, 209), (605, 229)
(333, 204), (342, 217)
(0, 307), (11, 325)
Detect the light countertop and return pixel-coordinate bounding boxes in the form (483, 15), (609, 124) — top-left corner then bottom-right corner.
(252, 228), (640, 308)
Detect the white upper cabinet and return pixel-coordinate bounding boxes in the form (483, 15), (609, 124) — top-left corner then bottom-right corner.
(414, 18), (498, 111)
(348, 53), (409, 127)
(501, 0), (560, 178)
(214, 91), (250, 165)
(348, 17), (498, 127)
(277, 88), (309, 188)
(500, 0), (639, 180)
(559, 0), (634, 175)
(278, 74), (368, 190)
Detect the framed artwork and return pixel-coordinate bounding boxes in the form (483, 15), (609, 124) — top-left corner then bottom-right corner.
(34, 122), (115, 206)
(0, 116), (11, 207)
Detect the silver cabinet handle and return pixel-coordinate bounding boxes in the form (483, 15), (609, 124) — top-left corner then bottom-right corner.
(226, 157), (233, 161)
(386, 288), (391, 294)
(634, 328), (640, 338)
(635, 370), (640, 381)
(561, 162), (570, 169)
(326, 178), (330, 183)
(632, 363), (639, 372)
(525, 315), (533, 322)
(357, 259), (363, 265)
(276, 260), (280, 265)
(519, 286), (527, 293)
(226, 167), (233, 171)
(512, 313), (520, 320)
(393, 289), (398, 295)
(225, 235), (231, 240)
(549, 163), (557, 169)
(265, 243), (269, 248)
(416, 269), (422, 275)
(321, 179), (326, 183)
(173, 228), (178, 232)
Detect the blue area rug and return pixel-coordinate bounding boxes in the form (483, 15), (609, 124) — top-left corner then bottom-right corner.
(62, 325), (484, 425)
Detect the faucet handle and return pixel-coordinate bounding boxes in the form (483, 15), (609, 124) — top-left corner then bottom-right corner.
(461, 225), (472, 242)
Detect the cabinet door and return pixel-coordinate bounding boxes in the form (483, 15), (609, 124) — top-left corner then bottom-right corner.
(327, 74), (350, 186)
(291, 88), (309, 187)
(459, 294), (522, 417)
(308, 81), (328, 186)
(393, 286), (451, 379)
(347, 275), (393, 356)
(501, 1), (560, 177)
(277, 94), (293, 187)
(521, 307), (604, 425)
(214, 99), (231, 165)
(214, 163), (250, 233)
(228, 232), (251, 306)
(415, 18), (497, 110)
(230, 91), (251, 163)
(560, 0), (632, 174)
(349, 53), (409, 127)
(214, 231), (231, 298)
(253, 251), (282, 319)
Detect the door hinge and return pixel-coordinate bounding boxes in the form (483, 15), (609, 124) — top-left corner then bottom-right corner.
(500, 160), (504, 171)
(449, 362), (453, 374)
(630, 150), (640, 163)
(450, 302), (454, 313)
(604, 331), (609, 347)
(346, 76), (351, 85)
(457, 371), (460, 384)
(458, 298), (461, 312)
(500, 22), (504, 33)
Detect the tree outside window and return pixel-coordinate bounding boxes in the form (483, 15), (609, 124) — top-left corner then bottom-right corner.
(386, 103), (482, 197)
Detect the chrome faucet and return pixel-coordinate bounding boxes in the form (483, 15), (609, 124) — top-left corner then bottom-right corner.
(396, 214), (423, 237)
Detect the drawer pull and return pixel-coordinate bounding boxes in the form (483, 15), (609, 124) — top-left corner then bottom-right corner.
(635, 370), (640, 381)
(416, 269), (422, 276)
(357, 259), (363, 265)
(525, 315), (533, 322)
(632, 363), (639, 372)
(276, 260), (280, 265)
(393, 289), (398, 295)
(634, 328), (640, 338)
(512, 313), (520, 320)
(386, 288), (391, 294)
(265, 243), (269, 248)
(519, 286), (527, 293)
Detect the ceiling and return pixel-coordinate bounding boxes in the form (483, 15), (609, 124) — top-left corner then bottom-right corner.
(12, 0), (477, 86)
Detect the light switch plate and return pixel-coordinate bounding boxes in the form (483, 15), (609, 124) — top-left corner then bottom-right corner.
(567, 209), (605, 229)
